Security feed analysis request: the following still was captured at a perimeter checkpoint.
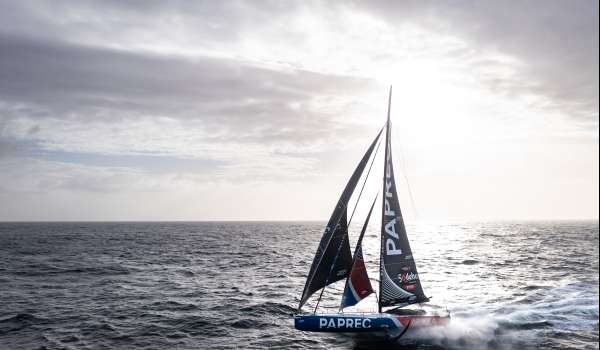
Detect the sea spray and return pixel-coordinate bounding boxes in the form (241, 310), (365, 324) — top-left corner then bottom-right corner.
(408, 315), (503, 349)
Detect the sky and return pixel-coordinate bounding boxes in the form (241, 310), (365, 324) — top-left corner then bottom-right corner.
(0, 0), (598, 221)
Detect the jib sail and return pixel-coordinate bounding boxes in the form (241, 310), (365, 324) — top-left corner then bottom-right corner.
(298, 128), (383, 310)
(379, 89), (428, 310)
(340, 195), (377, 310)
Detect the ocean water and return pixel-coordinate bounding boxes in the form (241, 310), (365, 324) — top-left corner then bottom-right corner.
(0, 221), (598, 349)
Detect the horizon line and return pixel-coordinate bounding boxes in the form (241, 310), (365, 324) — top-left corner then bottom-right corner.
(0, 218), (598, 224)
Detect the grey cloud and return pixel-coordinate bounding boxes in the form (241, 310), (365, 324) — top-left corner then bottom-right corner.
(0, 30), (379, 187)
(0, 118), (34, 158)
(0, 1), (307, 58)
(0, 33), (376, 146)
(0, 0), (595, 151)
(0, 1), (596, 221)
(2, 0), (596, 129)
(0, 158), (154, 193)
(354, 0), (599, 125)
(0, 139), (21, 158)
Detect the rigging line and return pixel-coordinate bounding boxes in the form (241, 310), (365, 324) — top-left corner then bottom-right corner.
(347, 135), (382, 227)
(312, 223), (348, 313)
(312, 280), (326, 312)
(395, 125), (419, 220)
(339, 192), (380, 312)
(309, 197), (354, 313)
(306, 204), (348, 312)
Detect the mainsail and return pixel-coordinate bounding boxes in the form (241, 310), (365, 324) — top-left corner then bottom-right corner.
(340, 195), (377, 310)
(379, 90), (428, 310)
(298, 128), (383, 310)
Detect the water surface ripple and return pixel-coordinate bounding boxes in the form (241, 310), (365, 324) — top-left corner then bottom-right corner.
(0, 221), (598, 349)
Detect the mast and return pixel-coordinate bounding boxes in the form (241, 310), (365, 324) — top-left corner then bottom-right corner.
(379, 86), (392, 313)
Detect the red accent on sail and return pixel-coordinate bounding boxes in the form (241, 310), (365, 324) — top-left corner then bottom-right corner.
(349, 255), (374, 298)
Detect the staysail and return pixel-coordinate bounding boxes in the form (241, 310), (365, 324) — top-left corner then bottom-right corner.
(298, 128), (383, 310)
(379, 88), (428, 310)
(340, 195), (377, 310)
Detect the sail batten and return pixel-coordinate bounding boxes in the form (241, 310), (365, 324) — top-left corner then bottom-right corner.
(379, 87), (428, 309)
(298, 128), (383, 310)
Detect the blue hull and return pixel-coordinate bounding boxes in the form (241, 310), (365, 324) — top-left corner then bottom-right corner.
(294, 313), (449, 334)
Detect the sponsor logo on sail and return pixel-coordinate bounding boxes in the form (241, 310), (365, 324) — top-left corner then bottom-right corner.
(383, 150), (402, 256)
(399, 271), (419, 283)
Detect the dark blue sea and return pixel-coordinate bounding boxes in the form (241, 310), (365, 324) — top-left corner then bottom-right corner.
(0, 221), (598, 349)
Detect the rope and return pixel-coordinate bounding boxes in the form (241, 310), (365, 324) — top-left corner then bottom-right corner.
(348, 137), (382, 226)
(395, 127), (418, 220)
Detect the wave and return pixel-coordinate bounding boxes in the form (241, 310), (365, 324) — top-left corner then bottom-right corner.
(239, 302), (296, 316)
(150, 300), (199, 311)
(461, 259), (480, 265)
(0, 313), (49, 335)
(0, 313), (47, 324)
(230, 318), (271, 329)
(173, 268), (195, 277)
(14, 263), (133, 277)
(1, 221), (597, 350)
(498, 320), (553, 330)
(172, 316), (230, 338)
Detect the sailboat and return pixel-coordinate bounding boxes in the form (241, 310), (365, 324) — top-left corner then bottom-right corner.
(294, 87), (450, 340)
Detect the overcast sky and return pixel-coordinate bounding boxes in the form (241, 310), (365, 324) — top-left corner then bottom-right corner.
(0, 0), (598, 221)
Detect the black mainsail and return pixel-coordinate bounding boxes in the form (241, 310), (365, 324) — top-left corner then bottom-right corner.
(379, 88), (428, 310)
(298, 128), (383, 310)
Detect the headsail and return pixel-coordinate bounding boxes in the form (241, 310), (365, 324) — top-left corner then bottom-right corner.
(379, 88), (428, 309)
(298, 128), (383, 310)
(340, 195), (377, 310)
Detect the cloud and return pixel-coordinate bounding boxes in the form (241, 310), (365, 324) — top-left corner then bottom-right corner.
(0, 1), (597, 220)
(0, 33), (380, 163)
(354, 0), (599, 126)
(0, 1), (301, 51)
(0, 33), (373, 123)
(2, 1), (596, 130)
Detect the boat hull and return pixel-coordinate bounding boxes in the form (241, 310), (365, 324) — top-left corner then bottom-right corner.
(294, 313), (449, 333)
